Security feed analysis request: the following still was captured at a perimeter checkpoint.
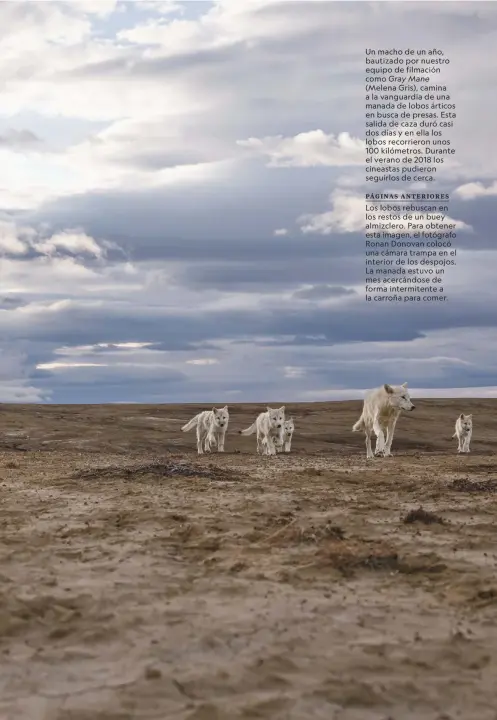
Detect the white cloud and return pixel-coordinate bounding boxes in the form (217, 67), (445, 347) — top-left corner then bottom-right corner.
(48, 115), (235, 197)
(453, 181), (497, 200)
(0, 220), (111, 260)
(35, 231), (106, 258)
(237, 130), (365, 168)
(137, 2), (184, 15)
(298, 189), (473, 236)
(273, 228), (288, 236)
(36, 361), (107, 370)
(0, 346), (50, 402)
(186, 358), (219, 366)
(0, 221), (29, 255)
(66, 0), (119, 16)
(53, 342), (154, 355)
(0, 381), (48, 402)
(0, 224), (138, 304)
(1, 256), (144, 300)
(299, 190), (365, 234)
(101, 342), (153, 349)
(0, 149), (71, 210)
(0, 140), (232, 209)
(284, 366), (305, 379)
(0, 2), (91, 58)
(0, 128), (42, 150)
(117, 0), (342, 53)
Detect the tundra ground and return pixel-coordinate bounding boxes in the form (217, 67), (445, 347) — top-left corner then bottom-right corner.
(1, 400), (497, 720)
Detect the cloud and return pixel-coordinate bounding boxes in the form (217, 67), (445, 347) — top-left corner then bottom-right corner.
(237, 130), (365, 167)
(293, 285), (356, 301)
(34, 231), (107, 258)
(37, 361), (106, 369)
(0, 381), (48, 402)
(33, 231), (109, 258)
(53, 342), (154, 356)
(273, 228), (288, 236)
(60, 116), (236, 183)
(0, 220), (112, 259)
(137, 2), (184, 16)
(0, 128), (43, 150)
(186, 358), (219, 366)
(453, 181), (497, 200)
(62, 0), (119, 17)
(0, 221), (30, 255)
(0, 2), (92, 52)
(0, 346), (50, 402)
(284, 366), (305, 379)
(298, 189), (473, 236)
(0, 295), (26, 310)
(298, 190), (365, 234)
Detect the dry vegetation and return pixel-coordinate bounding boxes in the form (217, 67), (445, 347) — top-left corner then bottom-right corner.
(1, 399), (497, 720)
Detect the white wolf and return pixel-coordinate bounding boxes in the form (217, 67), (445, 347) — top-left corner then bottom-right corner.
(181, 406), (229, 455)
(239, 406), (285, 455)
(274, 418), (295, 453)
(452, 413), (472, 454)
(352, 382), (415, 459)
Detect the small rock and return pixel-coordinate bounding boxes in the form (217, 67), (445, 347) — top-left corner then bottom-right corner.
(145, 666), (162, 680)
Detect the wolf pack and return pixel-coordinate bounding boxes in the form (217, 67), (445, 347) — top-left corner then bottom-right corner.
(181, 382), (473, 458)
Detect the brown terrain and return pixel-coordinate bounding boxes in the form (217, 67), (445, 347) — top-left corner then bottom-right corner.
(1, 399), (497, 720)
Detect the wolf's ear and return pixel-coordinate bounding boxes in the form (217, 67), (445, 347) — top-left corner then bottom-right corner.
(467, 414), (473, 419)
(459, 413), (464, 419)
(223, 405), (228, 411)
(384, 384), (394, 394)
(280, 405), (285, 411)
(212, 407), (217, 413)
(401, 382), (408, 388)
(266, 406), (271, 411)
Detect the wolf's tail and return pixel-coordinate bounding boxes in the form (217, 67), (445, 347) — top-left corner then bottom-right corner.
(352, 413), (365, 432)
(239, 421), (257, 436)
(181, 414), (199, 432)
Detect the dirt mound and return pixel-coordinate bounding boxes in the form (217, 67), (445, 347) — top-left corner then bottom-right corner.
(316, 539), (445, 578)
(449, 477), (497, 493)
(0, 591), (105, 640)
(73, 459), (242, 482)
(403, 507), (446, 525)
(265, 517), (346, 545)
(471, 588), (497, 607)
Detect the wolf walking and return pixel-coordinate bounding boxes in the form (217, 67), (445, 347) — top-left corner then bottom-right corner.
(181, 406), (229, 454)
(239, 406), (285, 455)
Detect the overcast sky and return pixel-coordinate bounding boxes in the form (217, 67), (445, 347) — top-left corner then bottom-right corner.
(1, 0), (497, 403)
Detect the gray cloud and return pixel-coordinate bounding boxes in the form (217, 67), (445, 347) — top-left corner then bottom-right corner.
(292, 285), (356, 301)
(0, 295), (26, 309)
(0, 128), (42, 149)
